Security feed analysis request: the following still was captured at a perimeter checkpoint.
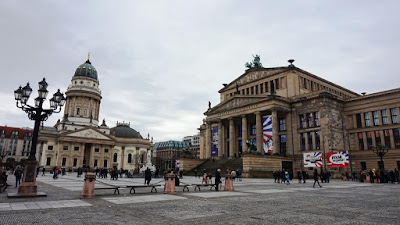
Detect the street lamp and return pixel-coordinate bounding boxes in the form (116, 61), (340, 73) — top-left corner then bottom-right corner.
(12, 78), (65, 196)
(370, 145), (389, 170)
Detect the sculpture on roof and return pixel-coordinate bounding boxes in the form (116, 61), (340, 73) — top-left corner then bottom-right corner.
(245, 54), (263, 69)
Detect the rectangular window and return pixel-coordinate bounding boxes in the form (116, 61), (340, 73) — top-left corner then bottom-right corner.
(275, 78), (279, 89)
(255, 85), (258, 94)
(307, 113), (312, 128)
(314, 112), (320, 127)
(74, 146), (79, 151)
(95, 148), (100, 152)
(105, 148), (109, 153)
(241, 89), (244, 95)
(384, 129), (391, 148)
(104, 160), (108, 167)
(270, 81), (275, 93)
(356, 114), (362, 128)
(303, 78), (307, 89)
(372, 111), (379, 126)
(390, 108), (398, 124)
(279, 118), (286, 131)
(260, 83), (264, 94)
(310, 81), (314, 91)
(366, 131), (372, 149)
(76, 107), (80, 115)
(375, 131), (381, 147)
(238, 125), (242, 137)
(315, 131), (320, 149)
(393, 128), (400, 149)
(364, 112), (371, 127)
(308, 132), (313, 150)
(73, 158), (77, 167)
(62, 158), (66, 166)
(251, 124), (256, 135)
(48, 145), (53, 150)
(251, 86), (254, 95)
(246, 88), (249, 95)
(279, 135), (286, 156)
(358, 132), (364, 150)
(63, 146), (68, 151)
(300, 133), (306, 151)
(238, 140), (242, 156)
(265, 82), (269, 92)
(299, 115), (305, 128)
(46, 157), (51, 166)
(94, 159), (98, 167)
(382, 109), (388, 125)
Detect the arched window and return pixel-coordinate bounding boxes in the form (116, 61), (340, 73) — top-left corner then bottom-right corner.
(128, 154), (132, 163)
(113, 153), (117, 162)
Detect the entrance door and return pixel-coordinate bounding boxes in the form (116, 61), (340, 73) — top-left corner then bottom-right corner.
(282, 161), (293, 179)
(84, 143), (92, 168)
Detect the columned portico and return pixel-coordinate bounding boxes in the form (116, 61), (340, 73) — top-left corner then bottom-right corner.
(241, 115), (248, 152)
(229, 118), (235, 158)
(255, 112), (263, 154)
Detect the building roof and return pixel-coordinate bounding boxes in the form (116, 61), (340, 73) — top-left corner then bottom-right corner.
(110, 122), (142, 139)
(74, 59), (98, 80)
(154, 140), (190, 150)
(0, 126), (32, 139)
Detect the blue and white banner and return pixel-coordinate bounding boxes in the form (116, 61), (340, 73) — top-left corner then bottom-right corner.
(211, 126), (218, 157)
(263, 115), (273, 153)
(303, 152), (323, 167)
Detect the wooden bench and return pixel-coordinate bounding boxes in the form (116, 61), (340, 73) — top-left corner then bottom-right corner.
(94, 186), (121, 195)
(126, 184), (161, 194)
(193, 183), (217, 191)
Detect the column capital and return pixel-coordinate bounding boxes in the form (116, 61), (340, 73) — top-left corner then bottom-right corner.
(241, 114), (247, 118)
(254, 111), (261, 115)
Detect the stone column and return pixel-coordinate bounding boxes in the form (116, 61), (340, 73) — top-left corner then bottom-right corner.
(304, 132), (309, 151)
(121, 147), (125, 169)
(218, 121), (223, 158)
(229, 118), (235, 158)
(205, 123), (211, 159)
(362, 132), (368, 150)
(352, 114), (357, 129)
(272, 109), (279, 154)
(360, 113), (365, 128)
(241, 115), (248, 152)
(389, 129), (395, 149)
(379, 130), (385, 146)
(255, 112), (263, 154)
(378, 110), (383, 126)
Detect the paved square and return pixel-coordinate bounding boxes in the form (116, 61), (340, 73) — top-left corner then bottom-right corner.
(0, 173), (399, 224)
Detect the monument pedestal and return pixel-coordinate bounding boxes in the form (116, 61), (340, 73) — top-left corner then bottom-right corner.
(81, 174), (96, 199)
(224, 174), (234, 191)
(8, 160), (47, 198)
(164, 174), (176, 194)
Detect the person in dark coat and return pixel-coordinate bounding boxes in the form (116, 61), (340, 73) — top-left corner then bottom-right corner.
(281, 170), (286, 184)
(313, 169), (322, 188)
(302, 170), (307, 183)
(215, 169), (222, 191)
(144, 168), (152, 185)
(297, 171), (302, 183)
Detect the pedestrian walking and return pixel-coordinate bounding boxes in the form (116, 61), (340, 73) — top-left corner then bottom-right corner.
(42, 167), (46, 176)
(14, 167), (23, 187)
(297, 170), (302, 183)
(313, 169), (322, 188)
(302, 170), (307, 183)
(215, 169), (222, 191)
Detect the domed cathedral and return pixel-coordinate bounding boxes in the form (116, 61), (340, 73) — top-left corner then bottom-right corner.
(37, 55), (153, 172)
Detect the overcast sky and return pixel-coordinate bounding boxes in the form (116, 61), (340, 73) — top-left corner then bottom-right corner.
(0, 1), (399, 142)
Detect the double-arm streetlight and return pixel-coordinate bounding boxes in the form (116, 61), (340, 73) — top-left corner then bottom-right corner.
(14, 78), (66, 161)
(370, 145), (389, 170)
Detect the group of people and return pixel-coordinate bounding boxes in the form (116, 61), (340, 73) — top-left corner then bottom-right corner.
(355, 168), (400, 183)
(273, 170), (292, 184)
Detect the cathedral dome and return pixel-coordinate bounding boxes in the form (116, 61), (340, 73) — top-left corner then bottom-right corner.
(110, 122), (142, 139)
(74, 60), (98, 80)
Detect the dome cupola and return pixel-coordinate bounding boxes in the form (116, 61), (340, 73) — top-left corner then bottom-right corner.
(110, 122), (143, 139)
(74, 59), (98, 80)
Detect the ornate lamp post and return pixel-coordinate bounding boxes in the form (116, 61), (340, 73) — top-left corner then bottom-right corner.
(11, 78), (65, 197)
(371, 145), (389, 170)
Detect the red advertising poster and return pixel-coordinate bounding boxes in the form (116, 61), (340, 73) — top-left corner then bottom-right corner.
(327, 151), (349, 168)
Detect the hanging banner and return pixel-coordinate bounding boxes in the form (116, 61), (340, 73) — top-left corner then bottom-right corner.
(211, 126), (218, 157)
(175, 160), (180, 169)
(303, 152), (323, 167)
(327, 151), (349, 168)
(263, 115), (273, 153)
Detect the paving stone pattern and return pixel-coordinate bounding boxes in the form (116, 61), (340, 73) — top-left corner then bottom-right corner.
(0, 173), (399, 225)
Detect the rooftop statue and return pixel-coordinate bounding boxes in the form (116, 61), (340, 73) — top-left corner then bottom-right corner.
(245, 54), (263, 69)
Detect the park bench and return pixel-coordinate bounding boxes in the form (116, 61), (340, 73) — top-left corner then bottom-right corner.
(193, 183), (217, 191)
(94, 185), (121, 195)
(126, 184), (161, 194)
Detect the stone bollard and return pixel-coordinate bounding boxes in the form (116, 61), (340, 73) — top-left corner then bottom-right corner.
(81, 173), (96, 199)
(224, 174), (234, 191)
(164, 174), (176, 194)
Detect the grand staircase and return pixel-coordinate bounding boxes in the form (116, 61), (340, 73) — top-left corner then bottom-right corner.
(185, 158), (243, 176)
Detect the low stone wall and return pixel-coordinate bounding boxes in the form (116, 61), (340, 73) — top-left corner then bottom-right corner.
(242, 155), (294, 178)
(179, 158), (206, 172)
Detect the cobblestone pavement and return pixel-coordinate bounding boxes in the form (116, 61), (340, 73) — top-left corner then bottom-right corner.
(1, 173), (399, 225)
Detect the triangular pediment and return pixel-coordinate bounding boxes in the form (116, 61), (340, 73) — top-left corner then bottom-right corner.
(220, 67), (290, 92)
(65, 128), (112, 140)
(206, 96), (265, 115)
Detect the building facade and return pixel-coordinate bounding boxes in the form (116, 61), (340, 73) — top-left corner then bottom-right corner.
(154, 140), (190, 171)
(36, 57), (153, 171)
(0, 126), (33, 164)
(182, 133), (200, 158)
(199, 59), (400, 175)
